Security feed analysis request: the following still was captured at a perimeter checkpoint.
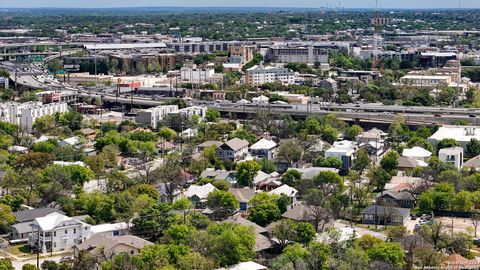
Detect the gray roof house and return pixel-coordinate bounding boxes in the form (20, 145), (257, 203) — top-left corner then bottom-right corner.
(13, 208), (65, 223)
(218, 138), (249, 161)
(377, 190), (415, 208)
(361, 205), (410, 225)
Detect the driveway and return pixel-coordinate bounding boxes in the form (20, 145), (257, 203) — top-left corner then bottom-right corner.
(333, 220), (387, 240)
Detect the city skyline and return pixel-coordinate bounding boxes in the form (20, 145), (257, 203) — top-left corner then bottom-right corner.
(1, 0), (479, 9)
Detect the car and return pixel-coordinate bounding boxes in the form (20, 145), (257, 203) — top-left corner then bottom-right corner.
(411, 215), (418, 220)
(434, 114), (442, 117)
(469, 114), (477, 118)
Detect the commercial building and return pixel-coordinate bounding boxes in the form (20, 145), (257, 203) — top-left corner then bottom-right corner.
(57, 72), (113, 86)
(399, 75), (452, 87)
(245, 65), (295, 86)
(0, 102), (68, 133)
(229, 44), (255, 66)
(266, 44), (336, 63)
(428, 125), (480, 149)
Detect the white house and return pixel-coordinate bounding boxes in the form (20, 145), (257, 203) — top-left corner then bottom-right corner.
(218, 138), (249, 161)
(438, 146), (464, 170)
(269, 184), (298, 210)
(324, 140), (357, 170)
(185, 183), (217, 208)
(250, 138), (277, 160)
(28, 213), (91, 253)
(402, 146), (432, 162)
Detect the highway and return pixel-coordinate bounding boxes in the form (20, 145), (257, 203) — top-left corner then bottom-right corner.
(75, 91), (478, 126)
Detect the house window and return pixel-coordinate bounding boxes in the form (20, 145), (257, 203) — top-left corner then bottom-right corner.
(130, 250), (134, 255)
(364, 214), (374, 220)
(64, 230), (68, 234)
(74, 228), (76, 234)
(53, 231), (56, 237)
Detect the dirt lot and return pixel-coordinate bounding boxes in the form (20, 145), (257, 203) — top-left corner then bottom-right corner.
(436, 216), (477, 235)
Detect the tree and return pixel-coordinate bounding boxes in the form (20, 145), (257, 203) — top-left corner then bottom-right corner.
(305, 189), (332, 232)
(132, 202), (174, 241)
(164, 224), (196, 245)
(437, 138), (460, 151)
(158, 127), (177, 141)
(248, 202), (281, 226)
(205, 223), (255, 266)
(321, 125), (338, 144)
(78, 192), (116, 223)
(206, 190), (239, 220)
(0, 204), (15, 233)
(295, 222), (316, 245)
(281, 169), (302, 186)
(380, 151), (399, 175)
(315, 156), (343, 169)
(466, 138), (480, 157)
(345, 125), (364, 140)
(205, 108), (221, 122)
(22, 264), (39, 270)
(177, 252), (215, 270)
(277, 140), (302, 167)
(258, 158), (277, 173)
(272, 219), (297, 248)
(366, 242), (405, 268)
(368, 166), (392, 191)
(236, 160), (260, 187)
(471, 211), (480, 238)
(352, 148), (371, 172)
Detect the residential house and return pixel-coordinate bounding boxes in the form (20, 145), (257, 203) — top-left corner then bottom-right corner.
(185, 183), (217, 208)
(250, 138), (277, 160)
(90, 222), (130, 238)
(200, 168), (237, 184)
(228, 188), (255, 211)
(73, 234), (153, 260)
(377, 191), (415, 208)
(269, 184), (298, 210)
(218, 138), (249, 161)
(157, 141), (176, 155)
(443, 253), (480, 270)
(59, 136), (81, 147)
(155, 183), (183, 203)
(78, 128), (96, 140)
(287, 167), (338, 181)
(397, 156), (424, 173)
(324, 140), (357, 170)
(197, 140), (223, 153)
(438, 146), (464, 170)
(227, 261), (267, 270)
(318, 78), (337, 91)
(223, 214), (272, 254)
(28, 212), (92, 253)
(355, 128), (386, 144)
(402, 147), (432, 163)
(13, 207), (65, 224)
(361, 205), (410, 226)
(464, 155), (480, 171)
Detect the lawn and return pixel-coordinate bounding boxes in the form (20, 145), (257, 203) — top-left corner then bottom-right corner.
(5, 244), (33, 257)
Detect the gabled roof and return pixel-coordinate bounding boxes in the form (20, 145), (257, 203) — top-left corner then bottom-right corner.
(197, 140), (223, 148)
(224, 214), (267, 235)
(402, 147), (432, 159)
(32, 212), (85, 231)
(269, 184), (298, 197)
(397, 156), (417, 169)
(75, 234), (153, 252)
(222, 138), (249, 151)
(250, 138), (277, 150)
(378, 190), (414, 201)
(282, 204), (314, 221)
(361, 205), (410, 217)
(253, 171), (271, 184)
(185, 183), (217, 199)
(229, 188), (255, 203)
(287, 167), (338, 180)
(90, 222), (129, 235)
(14, 208), (65, 223)
(465, 155), (480, 169)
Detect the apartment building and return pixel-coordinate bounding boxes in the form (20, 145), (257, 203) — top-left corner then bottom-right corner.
(0, 102), (68, 133)
(134, 105), (178, 129)
(245, 65), (295, 86)
(266, 44), (339, 64)
(399, 75), (452, 87)
(229, 44), (255, 65)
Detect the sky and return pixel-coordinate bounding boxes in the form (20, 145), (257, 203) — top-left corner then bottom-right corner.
(1, 0), (479, 9)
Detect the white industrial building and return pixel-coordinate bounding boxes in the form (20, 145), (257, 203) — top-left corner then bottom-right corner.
(245, 65), (295, 86)
(181, 67), (215, 83)
(0, 102), (68, 133)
